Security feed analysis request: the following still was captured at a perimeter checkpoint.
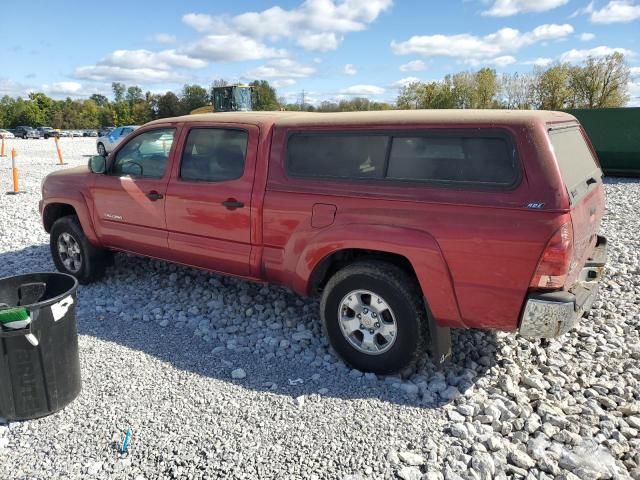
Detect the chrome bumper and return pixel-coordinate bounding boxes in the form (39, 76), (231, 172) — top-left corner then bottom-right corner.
(519, 236), (607, 338)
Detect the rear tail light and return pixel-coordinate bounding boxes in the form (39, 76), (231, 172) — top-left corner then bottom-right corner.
(530, 221), (574, 290)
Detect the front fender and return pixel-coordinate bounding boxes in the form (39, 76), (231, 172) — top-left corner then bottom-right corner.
(293, 224), (464, 327)
(41, 195), (101, 247)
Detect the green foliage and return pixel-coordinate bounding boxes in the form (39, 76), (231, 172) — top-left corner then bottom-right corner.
(249, 80), (279, 110)
(181, 84), (209, 113)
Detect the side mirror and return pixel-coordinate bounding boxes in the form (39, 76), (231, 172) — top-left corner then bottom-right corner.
(88, 155), (106, 174)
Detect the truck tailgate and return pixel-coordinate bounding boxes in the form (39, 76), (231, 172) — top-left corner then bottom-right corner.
(548, 125), (605, 287)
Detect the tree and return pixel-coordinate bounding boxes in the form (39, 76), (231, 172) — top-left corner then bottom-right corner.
(90, 94), (109, 107)
(249, 80), (279, 110)
(474, 68), (499, 108)
(212, 79), (229, 88)
(533, 64), (572, 110)
(500, 72), (535, 109)
(126, 86), (143, 104)
(568, 52), (630, 108)
(181, 84), (209, 113)
(112, 82), (126, 103)
(157, 92), (183, 118)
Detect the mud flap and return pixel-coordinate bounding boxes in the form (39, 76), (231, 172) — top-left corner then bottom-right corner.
(425, 299), (452, 366)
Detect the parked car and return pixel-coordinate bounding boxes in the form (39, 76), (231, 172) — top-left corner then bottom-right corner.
(96, 125), (138, 156)
(83, 130), (98, 137)
(59, 130), (71, 137)
(40, 110), (607, 373)
(71, 130), (83, 137)
(0, 129), (14, 139)
(14, 126), (40, 139)
(36, 127), (59, 139)
(98, 127), (114, 137)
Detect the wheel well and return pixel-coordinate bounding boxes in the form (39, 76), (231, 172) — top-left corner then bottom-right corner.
(308, 249), (420, 295)
(43, 203), (77, 232)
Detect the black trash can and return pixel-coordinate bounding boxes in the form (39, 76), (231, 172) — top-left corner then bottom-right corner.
(0, 272), (81, 421)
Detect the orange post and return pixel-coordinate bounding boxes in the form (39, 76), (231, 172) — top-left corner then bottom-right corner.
(1, 137), (5, 157)
(54, 136), (65, 165)
(10, 148), (19, 194)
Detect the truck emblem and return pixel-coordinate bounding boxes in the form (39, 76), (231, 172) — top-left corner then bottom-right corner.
(104, 213), (123, 221)
(526, 202), (545, 209)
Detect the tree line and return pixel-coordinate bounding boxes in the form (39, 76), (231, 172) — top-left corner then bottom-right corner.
(0, 53), (631, 129)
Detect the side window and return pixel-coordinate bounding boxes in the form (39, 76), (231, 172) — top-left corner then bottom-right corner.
(287, 134), (388, 179)
(180, 128), (248, 182)
(109, 128), (122, 140)
(121, 127), (133, 137)
(112, 128), (175, 178)
(387, 136), (517, 185)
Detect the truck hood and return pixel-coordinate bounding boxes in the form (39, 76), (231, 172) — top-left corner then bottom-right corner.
(43, 165), (92, 198)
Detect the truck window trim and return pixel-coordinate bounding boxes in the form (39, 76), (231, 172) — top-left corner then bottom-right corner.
(284, 128), (522, 191)
(176, 126), (250, 184)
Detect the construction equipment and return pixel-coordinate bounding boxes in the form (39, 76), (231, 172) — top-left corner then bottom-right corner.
(190, 85), (253, 114)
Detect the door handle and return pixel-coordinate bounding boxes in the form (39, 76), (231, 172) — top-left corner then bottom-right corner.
(222, 199), (244, 210)
(146, 191), (164, 201)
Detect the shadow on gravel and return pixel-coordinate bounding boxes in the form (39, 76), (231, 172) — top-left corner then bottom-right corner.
(603, 176), (640, 184)
(0, 245), (498, 409)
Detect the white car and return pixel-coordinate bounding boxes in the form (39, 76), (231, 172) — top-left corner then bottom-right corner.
(96, 125), (139, 156)
(0, 129), (15, 139)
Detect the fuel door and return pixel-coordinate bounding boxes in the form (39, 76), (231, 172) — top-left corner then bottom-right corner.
(311, 203), (337, 228)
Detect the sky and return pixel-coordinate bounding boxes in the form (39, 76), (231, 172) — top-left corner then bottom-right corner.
(1, 0), (639, 105)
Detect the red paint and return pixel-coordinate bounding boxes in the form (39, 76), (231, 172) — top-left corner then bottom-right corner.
(41, 111), (605, 333)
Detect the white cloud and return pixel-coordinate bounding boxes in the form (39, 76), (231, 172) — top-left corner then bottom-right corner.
(630, 66), (640, 76)
(147, 33), (177, 44)
(391, 24), (573, 62)
(590, 0), (640, 23)
(523, 57), (554, 66)
(560, 45), (634, 63)
(490, 55), (517, 67)
(339, 84), (385, 95)
(100, 49), (207, 70)
(183, 34), (287, 62)
(391, 76), (420, 88)
(42, 81), (83, 95)
(272, 79), (298, 88)
(343, 64), (357, 75)
(0, 78), (31, 97)
(74, 65), (186, 83)
(482, 0), (568, 16)
(400, 60), (426, 72)
(578, 32), (595, 41)
(182, 0), (392, 51)
(246, 59), (316, 78)
(296, 32), (341, 51)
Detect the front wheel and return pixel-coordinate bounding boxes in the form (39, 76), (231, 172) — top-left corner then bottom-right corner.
(321, 261), (426, 374)
(50, 216), (107, 284)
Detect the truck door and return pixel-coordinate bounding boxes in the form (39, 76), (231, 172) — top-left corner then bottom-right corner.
(164, 124), (258, 277)
(91, 127), (177, 258)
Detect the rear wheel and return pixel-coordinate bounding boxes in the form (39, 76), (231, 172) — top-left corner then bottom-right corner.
(50, 216), (107, 284)
(321, 261), (426, 374)
(97, 142), (106, 156)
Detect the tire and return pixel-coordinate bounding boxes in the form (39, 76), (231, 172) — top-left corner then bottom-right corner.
(50, 216), (107, 284)
(320, 261), (426, 374)
(97, 142), (106, 156)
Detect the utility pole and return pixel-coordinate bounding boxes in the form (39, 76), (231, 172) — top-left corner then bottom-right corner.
(300, 90), (306, 111)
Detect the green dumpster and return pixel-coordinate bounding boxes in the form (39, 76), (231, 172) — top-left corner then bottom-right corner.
(566, 108), (640, 177)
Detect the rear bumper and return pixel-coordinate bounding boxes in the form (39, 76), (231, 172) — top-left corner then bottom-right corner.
(519, 235), (607, 338)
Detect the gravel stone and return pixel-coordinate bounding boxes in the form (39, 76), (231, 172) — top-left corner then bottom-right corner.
(397, 466), (422, 480)
(398, 451), (425, 466)
(231, 368), (246, 379)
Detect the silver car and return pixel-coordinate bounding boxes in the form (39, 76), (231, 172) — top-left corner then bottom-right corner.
(96, 125), (139, 156)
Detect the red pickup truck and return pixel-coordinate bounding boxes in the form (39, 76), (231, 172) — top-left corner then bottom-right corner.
(40, 110), (607, 373)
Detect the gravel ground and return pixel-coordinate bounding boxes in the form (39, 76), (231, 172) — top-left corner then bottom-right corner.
(0, 137), (638, 480)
